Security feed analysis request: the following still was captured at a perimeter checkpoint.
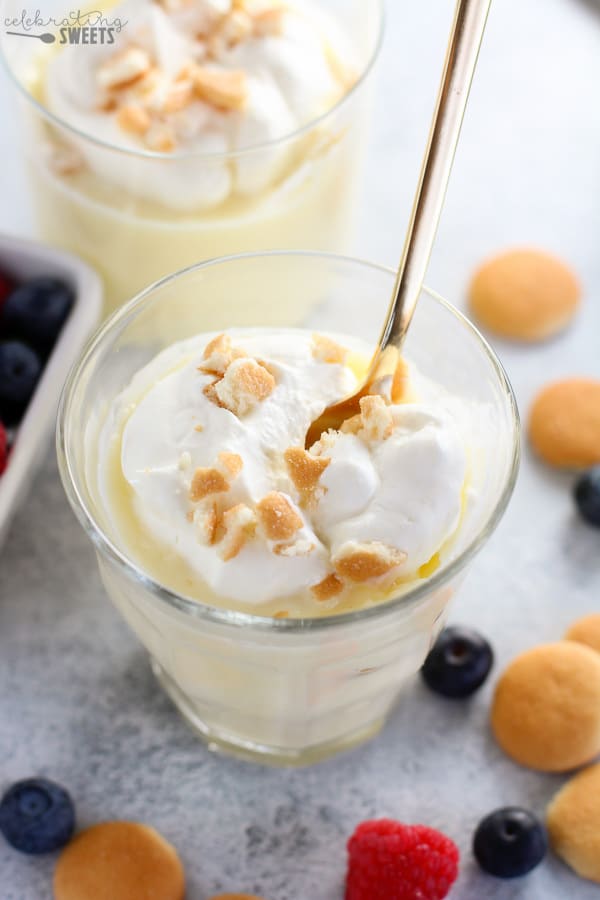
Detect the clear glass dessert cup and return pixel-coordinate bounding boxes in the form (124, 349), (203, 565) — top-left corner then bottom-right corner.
(57, 251), (520, 766)
(1, 0), (384, 316)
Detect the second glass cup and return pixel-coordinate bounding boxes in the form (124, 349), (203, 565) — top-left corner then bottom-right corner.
(57, 251), (519, 766)
(1, 0), (384, 314)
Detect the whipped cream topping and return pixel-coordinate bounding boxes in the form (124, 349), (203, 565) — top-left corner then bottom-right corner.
(100, 329), (468, 609)
(44, 0), (355, 209)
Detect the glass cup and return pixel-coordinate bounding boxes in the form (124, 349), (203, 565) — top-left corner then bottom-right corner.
(57, 252), (520, 766)
(1, 1), (384, 315)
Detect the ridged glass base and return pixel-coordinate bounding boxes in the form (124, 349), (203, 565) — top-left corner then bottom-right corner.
(151, 659), (385, 767)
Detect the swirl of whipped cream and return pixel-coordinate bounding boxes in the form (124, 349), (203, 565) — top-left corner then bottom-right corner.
(43, 0), (355, 209)
(100, 329), (468, 608)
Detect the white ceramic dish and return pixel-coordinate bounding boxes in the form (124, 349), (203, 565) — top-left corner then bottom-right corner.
(0, 233), (102, 551)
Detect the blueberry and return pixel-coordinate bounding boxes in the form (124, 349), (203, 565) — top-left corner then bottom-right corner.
(2, 277), (74, 354)
(421, 626), (493, 698)
(473, 807), (547, 878)
(0, 342), (42, 426)
(0, 778), (75, 854)
(575, 467), (600, 528)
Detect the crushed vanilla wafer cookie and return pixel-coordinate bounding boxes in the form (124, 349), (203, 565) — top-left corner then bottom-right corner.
(44, 0), (358, 209)
(193, 500), (219, 545)
(311, 573), (344, 601)
(339, 414), (362, 435)
(220, 503), (257, 560)
(309, 428), (340, 455)
(116, 104), (152, 135)
(207, 7), (254, 55)
(273, 539), (315, 557)
(257, 492), (303, 541)
(203, 380), (225, 407)
(333, 542), (407, 583)
(191, 65), (248, 110)
(162, 77), (195, 114)
(199, 333), (247, 376)
(145, 123), (177, 153)
(218, 451), (244, 478)
(102, 328), (469, 611)
(189, 466), (230, 502)
(311, 333), (349, 364)
(215, 358), (276, 416)
(359, 395), (394, 442)
(97, 47), (151, 91)
(284, 447), (330, 496)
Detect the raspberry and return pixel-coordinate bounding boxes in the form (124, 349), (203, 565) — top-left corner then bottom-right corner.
(0, 421), (7, 475)
(346, 819), (459, 900)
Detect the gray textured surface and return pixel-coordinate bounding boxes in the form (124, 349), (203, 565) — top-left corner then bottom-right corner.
(1, 0), (600, 897)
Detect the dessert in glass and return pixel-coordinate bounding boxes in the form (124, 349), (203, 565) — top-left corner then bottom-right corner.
(57, 251), (519, 765)
(1, 0), (383, 313)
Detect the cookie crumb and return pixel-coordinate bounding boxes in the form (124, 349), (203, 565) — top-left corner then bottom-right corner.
(333, 541), (406, 582)
(190, 467), (229, 502)
(218, 451), (244, 478)
(257, 492), (303, 541)
(191, 65), (248, 110)
(359, 395), (394, 442)
(216, 358), (275, 416)
(97, 46), (151, 90)
(116, 104), (151, 135)
(273, 539), (315, 557)
(311, 333), (348, 364)
(220, 503), (257, 561)
(311, 573), (344, 601)
(193, 500), (219, 545)
(284, 447), (330, 493)
(199, 333), (246, 376)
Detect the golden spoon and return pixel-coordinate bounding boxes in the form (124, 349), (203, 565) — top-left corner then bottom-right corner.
(307, 0), (493, 446)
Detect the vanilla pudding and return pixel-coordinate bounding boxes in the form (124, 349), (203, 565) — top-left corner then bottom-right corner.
(97, 328), (469, 617)
(57, 253), (519, 763)
(4, 0), (382, 311)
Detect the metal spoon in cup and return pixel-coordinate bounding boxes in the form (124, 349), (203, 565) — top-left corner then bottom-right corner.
(307, 0), (493, 446)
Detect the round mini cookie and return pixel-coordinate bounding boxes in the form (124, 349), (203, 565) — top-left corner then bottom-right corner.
(547, 763), (600, 883)
(208, 895), (266, 899)
(468, 248), (580, 341)
(491, 642), (600, 772)
(565, 613), (600, 654)
(53, 821), (184, 900)
(528, 379), (600, 468)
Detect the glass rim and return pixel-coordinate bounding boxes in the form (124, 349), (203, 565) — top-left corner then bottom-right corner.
(0, 1), (385, 162)
(57, 249), (521, 634)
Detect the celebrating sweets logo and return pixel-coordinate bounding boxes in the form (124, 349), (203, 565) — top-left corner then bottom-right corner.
(5, 8), (127, 44)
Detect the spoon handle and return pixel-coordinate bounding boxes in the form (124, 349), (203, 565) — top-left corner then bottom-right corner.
(379, 0), (492, 353)
(6, 31), (42, 38)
